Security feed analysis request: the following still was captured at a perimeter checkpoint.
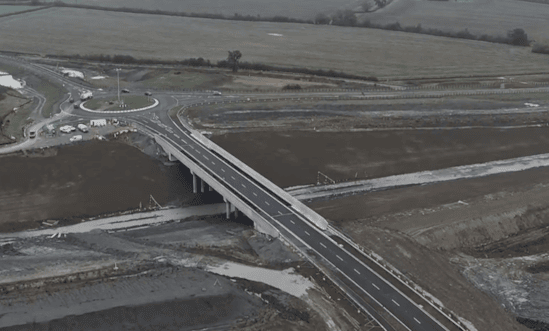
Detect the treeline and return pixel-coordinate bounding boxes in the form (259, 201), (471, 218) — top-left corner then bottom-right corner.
(316, 10), (531, 47)
(55, 54), (378, 82)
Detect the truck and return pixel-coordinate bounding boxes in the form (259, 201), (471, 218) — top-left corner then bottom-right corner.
(77, 124), (89, 133)
(80, 90), (93, 101)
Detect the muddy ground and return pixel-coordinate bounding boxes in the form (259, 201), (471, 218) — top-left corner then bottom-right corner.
(212, 127), (549, 188)
(198, 99), (549, 330)
(0, 132), (224, 233)
(0, 213), (367, 331)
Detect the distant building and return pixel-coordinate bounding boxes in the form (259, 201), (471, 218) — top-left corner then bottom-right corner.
(90, 119), (107, 127)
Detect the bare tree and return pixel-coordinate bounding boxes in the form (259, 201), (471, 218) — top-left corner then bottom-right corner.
(227, 50), (242, 72)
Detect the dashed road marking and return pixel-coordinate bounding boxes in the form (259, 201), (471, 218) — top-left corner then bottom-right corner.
(253, 192), (257, 196)
(414, 318), (421, 324)
(278, 211), (283, 215)
(320, 242), (326, 248)
(336, 255), (344, 261)
(372, 283), (380, 290)
(203, 155), (209, 160)
(174, 134), (180, 138)
(304, 231), (310, 236)
(231, 176), (236, 180)
(221, 168), (225, 172)
(196, 150), (201, 154)
(354, 268), (360, 275)
(265, 201), (270, 206)
(290, 220), (295, 224)
(211, 161), (215, 165)
(392, 299), (400, 307)
(241, 183), (246, 188)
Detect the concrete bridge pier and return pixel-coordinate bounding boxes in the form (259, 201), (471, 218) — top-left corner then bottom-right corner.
(200, 178), (205, 193)
(191, 170), (197, 194)
(168, 152), (175, 161)
(224, 198), (231, 219)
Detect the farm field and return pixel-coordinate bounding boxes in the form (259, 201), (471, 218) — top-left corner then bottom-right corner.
(73, 0), (356, 19)
(362, 0), (549, 44)
(2, 8), (549, 79)
(0, 5), (36, 15)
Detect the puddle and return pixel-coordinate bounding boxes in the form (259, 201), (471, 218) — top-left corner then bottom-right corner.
(0, 73), (23, 89)
(207, 262), (313, 298)
(61, 69), (84, 79)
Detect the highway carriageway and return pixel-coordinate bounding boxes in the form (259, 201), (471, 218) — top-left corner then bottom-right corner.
(131, 115), (450, 331)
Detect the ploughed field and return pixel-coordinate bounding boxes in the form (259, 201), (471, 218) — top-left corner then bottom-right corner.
(0, 138), (221, 232)
(1, 8), (549, 79)
(72, 0), (355, 19)
(212, 127), (549, 188)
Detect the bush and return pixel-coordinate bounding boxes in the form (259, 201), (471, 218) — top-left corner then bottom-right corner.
(282, 84), (302, 90)
(533, 44), (549, 55)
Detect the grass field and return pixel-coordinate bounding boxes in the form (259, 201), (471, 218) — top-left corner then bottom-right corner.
(362, 0), (549, 43)
(2, 8), (549, 80)
(84, 95), (154, 111)
(71, 0), (357, 19)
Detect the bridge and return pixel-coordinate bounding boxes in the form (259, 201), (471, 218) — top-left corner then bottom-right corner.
(146, 114), (449, 331)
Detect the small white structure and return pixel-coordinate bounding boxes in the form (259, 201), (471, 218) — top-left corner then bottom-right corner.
(90, 119), (107, 127)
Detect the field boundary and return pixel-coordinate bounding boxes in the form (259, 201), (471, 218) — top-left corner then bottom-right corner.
(0, 4), (50, 19)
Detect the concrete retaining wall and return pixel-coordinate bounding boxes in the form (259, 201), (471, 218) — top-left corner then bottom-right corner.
(154, 135), (280, 238)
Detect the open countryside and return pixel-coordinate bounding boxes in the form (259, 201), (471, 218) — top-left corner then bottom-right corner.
(1, 1), (549, 330)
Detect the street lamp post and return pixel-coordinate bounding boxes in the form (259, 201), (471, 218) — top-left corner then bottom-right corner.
(115, 68), (121, 104)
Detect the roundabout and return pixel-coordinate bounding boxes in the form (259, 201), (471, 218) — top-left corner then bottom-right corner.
(80, 95), (159, 114)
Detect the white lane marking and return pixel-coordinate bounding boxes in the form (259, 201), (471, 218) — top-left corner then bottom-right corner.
(221, 168), (225, 172)
(290, 220), (295, 224)
(189, 145), (194, 149)
(196, 150), (201, 154)
(392, 299), (400, 307)
(372, 283), (380, 290)
(354, 268), (360, 275)
(231, 176), (236, 180)
(319, 242), (327, 248)
(278, 211), (283, 215)
(414, 317), (421, 324)
(253, 192), (258, 196)
(265, 201), (270, 206)
(174, 134), (180, 138)
(203, 155), (209, 160)
(241, 183), (246, 188)
(336, 255), (344, 261)
(211, 161), (215, 165)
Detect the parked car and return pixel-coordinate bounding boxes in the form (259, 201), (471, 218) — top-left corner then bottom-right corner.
(74, 103), (80, 109)
(69, 98), (74, 103)
(212, 91), (222, 96)
(29, 131), (36, 138)
(77, 124), (88, 133)
(69, 135), (82, 142)
(121, 89), (130, 93)
(144, 91), (152, 96)
(112, 118), (119, 126)
(60, 125), (76, 133)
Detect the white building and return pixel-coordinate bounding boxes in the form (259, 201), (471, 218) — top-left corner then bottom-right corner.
(90, 119), (107, 127)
